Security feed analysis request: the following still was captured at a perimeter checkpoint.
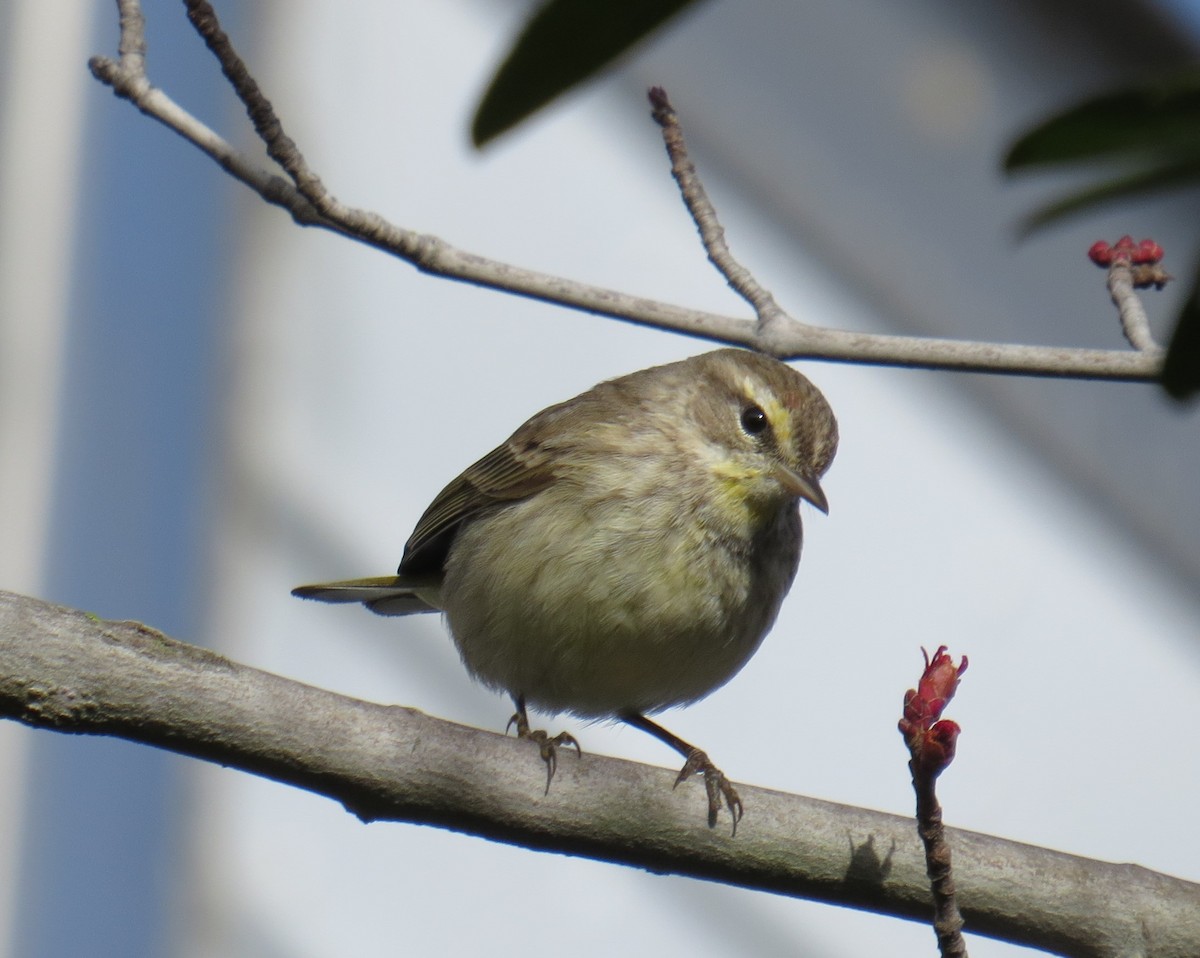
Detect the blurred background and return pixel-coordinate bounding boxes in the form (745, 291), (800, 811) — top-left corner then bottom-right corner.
(2, 1), (1198, 955)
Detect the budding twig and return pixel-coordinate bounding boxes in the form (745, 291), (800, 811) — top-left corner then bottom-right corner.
(1110, 265), (1159, 351)
(899, 646), (970, 958)
(1088, 236), (1171, 353)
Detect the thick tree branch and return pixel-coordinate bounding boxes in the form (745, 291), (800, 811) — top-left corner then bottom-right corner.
(85, 0), (1165, 382)
(1, 590), (1197, 958)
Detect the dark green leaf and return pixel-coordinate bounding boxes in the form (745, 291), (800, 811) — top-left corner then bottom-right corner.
(1005, 69), (1200, 170)
(1017, 157), (1200, 233)
(471, 0), (706, 147)
(1163, 273), (1200, 401)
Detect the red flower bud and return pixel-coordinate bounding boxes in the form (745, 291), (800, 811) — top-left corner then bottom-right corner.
(1089, 236), (1166, 269)
(1087, 241), (1113, 266)
(899, 647), (967, 776)
(916, 646), (966, 718)
(914, 720), (961, 777)
(1133, 239), (1164, 265)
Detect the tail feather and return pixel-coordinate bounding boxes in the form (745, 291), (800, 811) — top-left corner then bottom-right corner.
(291, 576), (440, 617)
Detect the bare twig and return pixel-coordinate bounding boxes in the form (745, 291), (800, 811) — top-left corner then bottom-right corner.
(86, 0), (1166, 382)
(184, 1), (323, 205)
(1110, 264), (1161, 352)
(2, 590), (1198, 957)
(648, 86), (789, 334)
(114, 0), (146, 73)
(913, 776), (967, 958)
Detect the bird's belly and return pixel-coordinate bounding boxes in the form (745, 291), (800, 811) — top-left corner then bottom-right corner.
(440, 499), (797, 716)
(446, 581), (761, 717)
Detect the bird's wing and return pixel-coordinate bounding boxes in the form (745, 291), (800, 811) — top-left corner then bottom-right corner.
(398, 404), (572, 574)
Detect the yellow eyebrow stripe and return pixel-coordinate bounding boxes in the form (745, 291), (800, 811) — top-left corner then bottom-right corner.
(741, 375), (792, 448)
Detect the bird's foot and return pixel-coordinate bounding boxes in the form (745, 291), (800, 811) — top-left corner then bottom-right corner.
(674, 748), (743, 834)
(507, 708), (581, 794)
(619, 711), (744, 834)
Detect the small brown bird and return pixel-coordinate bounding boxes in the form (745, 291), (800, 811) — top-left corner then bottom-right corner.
(294, 348), (838, 829)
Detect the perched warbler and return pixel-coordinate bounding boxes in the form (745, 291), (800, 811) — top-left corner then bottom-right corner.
(293, 348), (838, 830)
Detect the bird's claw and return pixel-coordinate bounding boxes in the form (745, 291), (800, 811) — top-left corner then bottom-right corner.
(507, 710), (581, 794)
(674, 748), (743, 834)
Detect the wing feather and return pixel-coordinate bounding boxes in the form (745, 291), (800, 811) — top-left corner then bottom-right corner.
(399, 407), (567, 574)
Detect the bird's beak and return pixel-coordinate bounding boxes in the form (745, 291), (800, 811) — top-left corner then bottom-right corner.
(775, 464), (829, 514)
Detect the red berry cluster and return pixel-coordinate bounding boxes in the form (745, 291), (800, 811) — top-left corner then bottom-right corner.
(1088, 236), (1165, 267)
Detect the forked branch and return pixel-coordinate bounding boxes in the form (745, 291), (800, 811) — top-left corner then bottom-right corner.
(87, 0), (1165, 381)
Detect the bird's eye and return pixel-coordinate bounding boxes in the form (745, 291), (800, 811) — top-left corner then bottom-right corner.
(740, 404), (768, 436)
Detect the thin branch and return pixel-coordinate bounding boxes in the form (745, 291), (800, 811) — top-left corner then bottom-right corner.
(184, 0), (327, 207)
(2, 590), (1198, 958)
(914, 777), (967, 958)
(1110, 263), (1161, 351)
(648, 86), (789, 334)
(115, 0), (146, 74)
(85, 0), (1166, 382)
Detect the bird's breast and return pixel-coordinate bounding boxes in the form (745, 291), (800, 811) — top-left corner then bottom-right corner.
(439, 487), (802, 717)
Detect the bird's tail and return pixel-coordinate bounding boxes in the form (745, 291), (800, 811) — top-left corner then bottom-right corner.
(291, 576), (441, 616)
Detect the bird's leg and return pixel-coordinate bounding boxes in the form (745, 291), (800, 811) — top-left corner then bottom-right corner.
(506, 694), (581, 794)
(620, 710), (743, 833)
